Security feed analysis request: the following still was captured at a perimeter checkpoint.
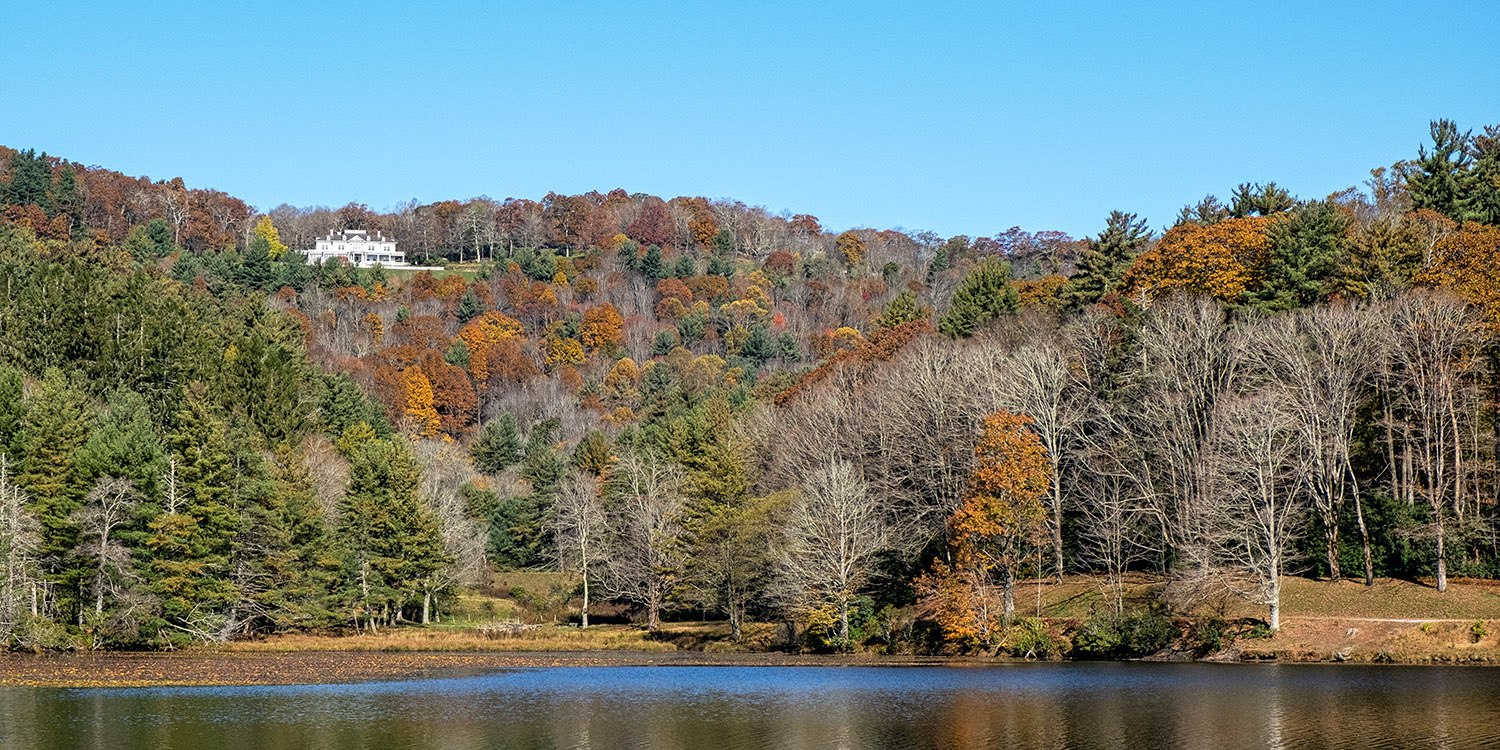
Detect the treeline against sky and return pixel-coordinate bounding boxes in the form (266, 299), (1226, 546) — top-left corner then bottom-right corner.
(0, 118), (1496, 652)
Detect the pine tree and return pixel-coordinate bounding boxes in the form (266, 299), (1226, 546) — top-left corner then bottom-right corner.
(3, 150), (52, 212)
(641, 245), (664, 280)
(1248, 200), (1352, 312)
(77, 389), (166, 501)
(471, 413), (523, 474)
(456, 289), (483, 323)
(337, 439), (445, 628)
(927, 246), (950, 280)
(1468, 125), (1500, 225)
(148, 385), (240, 632)
(52, 165), (80, 230)
(1176, 195), (1229, 227)
(238, 235), (276, 291)
(707, 230), (735, 278)
(16, 369), (92, 617)
(444, 338), (470, 368)
(938, 260), (1019, 338)
(1408, 119), (1475, 222)
(0, 368), (24, 457)
(877, 290), (929, 328)
(1229, 182), (1296, 218)
(1064, 211), (1152, 309)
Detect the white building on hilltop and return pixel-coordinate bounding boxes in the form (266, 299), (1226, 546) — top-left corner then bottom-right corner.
(305, 229), (439, 269)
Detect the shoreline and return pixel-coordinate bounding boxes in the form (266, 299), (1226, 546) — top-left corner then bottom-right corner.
(1, 638), (1494, 689)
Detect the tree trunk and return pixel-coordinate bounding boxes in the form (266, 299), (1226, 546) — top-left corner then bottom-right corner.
(1350, 471), (1374, 586)
(1051, 482), (1065, 580)
(1436, 512), (1448, 593)
(1325, 522), (1341, 582)
(838, 597), (850, 643)
(422, 590), (431, 625)
(1002, 564), (1016, 621)
(580, 574), (590, 629)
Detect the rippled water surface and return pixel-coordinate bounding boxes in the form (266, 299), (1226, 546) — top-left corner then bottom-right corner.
(2, 663), (1497, 749)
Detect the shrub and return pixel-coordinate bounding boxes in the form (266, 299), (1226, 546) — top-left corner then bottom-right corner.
(1008, 618), (1064, 659)
(1119, 608), (1175, 656)
(1471, 621), (1488, 643)
(1072, 612), (1124, 658)
(1190, 618), (1228, 655)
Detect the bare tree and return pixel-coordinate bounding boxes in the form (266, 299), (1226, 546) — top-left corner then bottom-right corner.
(1073, 406), (1159, 615)
(0, 455), (40, 641)
(1203, 393), (1308, 631)
(1129, 294), (1248, 572)
(1387, 291), (1485, 593)
(72, 477), (142, 618)
(1252, 303), (1385, 584)
(552, 473), (606, 628)
(413, 441), (487, 623)
(775, 457), (893, 643)
(604, 454), (686, 631)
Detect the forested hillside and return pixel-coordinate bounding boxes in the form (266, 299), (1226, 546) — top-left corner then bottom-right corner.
(0, 118), (1497, 651)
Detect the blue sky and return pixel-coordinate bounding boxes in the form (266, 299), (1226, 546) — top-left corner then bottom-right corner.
(5, 1), (1498, 239)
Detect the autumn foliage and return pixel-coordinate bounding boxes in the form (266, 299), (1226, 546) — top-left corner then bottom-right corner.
(1122, 216), (1275, 301)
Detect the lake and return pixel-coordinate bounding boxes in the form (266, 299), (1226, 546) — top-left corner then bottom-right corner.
(1, 662), (1496, 749)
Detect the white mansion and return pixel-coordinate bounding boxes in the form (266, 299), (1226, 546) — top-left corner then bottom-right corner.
(304, 229), (438, 269)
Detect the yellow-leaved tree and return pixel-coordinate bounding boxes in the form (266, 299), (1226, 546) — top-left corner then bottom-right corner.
(253, 216), (290, 258)
(403, 366), (440, 437)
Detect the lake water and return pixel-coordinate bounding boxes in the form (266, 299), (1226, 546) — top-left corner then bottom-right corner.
(1, 663), (1496, 749)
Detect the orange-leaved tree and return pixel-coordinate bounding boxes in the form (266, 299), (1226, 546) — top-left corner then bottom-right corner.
(1416, 221), (1500, 333)
(579, 303), (625, 352)
(1122, 216), (1274, 302)
(921, 410), (1050, 646)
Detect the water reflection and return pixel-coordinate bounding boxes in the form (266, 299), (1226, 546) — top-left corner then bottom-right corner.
(1, 663), (1497, 749)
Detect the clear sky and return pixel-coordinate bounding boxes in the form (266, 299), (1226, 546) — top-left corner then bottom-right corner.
(5, 1), (1498, 239)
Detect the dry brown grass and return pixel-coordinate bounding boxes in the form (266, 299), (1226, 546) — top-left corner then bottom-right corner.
(1023, 574), (1500, 621)
(225, 623), (678, 653)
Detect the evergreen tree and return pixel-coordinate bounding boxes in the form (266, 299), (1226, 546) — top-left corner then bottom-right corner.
(16, 369), (92, 615)
(1229, 181), (1296, 217)
(938, 260), (1019, 338)
(488, 419), (564, 568)
(238, 235), (276, 291)
(0, 368), (24, 457)
(319, 373), (390, 438)
(707, 230), (735, 278)
(78, 389), (166, 500)
(444, 338), (470, 368)
(337, 438), (445, 628)
(1064, 211), (1152, 309)
(776, 332), (800, 361)
(1176, 195), (1229, 227)
(1249, 200), (1352, 312)
(673, 255), (696, 278)
(572, 430), (613, 476)
(244, 447), (337, 629)
(1466, 125), (1500, 225)
(3, 149), (52, 212)
(927, 246), (950, 280)
(456, 289), (483, 323)
(653, 329), (678, 357)
(148, 384), (240, 632)
(471, 414), (523, 474)
(641, 245), (665, 280)
(1407, 119), (1475, 222)
(52, 165), (80, 229)
(874, 291), (926, 330)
